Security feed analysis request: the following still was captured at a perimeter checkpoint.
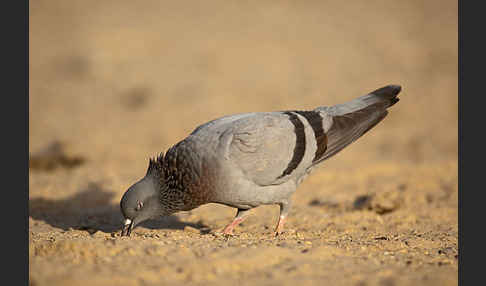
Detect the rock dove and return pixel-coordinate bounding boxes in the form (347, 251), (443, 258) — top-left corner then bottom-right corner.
(120, 84), (402, 236)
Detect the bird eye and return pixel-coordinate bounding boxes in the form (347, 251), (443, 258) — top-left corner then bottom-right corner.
(135, 201), (144, 211)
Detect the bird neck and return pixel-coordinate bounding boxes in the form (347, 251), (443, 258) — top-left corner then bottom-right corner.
(158, 184), (187, 214)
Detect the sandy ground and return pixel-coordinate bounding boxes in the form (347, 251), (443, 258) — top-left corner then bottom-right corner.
(29, 1), (458, 285)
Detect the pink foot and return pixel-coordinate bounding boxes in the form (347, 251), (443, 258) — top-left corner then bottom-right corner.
(274, 216), (286, 236)
(222, 217), (245, 235)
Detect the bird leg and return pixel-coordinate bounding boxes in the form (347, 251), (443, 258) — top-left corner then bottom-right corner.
(275, 216), (286, 236)
(222, 208), (252, 235)
(275, 201), (291, 236)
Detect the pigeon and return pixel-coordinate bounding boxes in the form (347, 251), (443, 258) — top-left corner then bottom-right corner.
(120, 84), (402, 236)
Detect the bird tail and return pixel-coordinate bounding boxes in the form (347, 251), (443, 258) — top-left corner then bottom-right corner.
(312, 84), (402, 165)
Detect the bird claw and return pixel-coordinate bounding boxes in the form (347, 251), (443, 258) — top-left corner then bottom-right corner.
(211, 227), (236, 237)
(222, 231), (236, 237)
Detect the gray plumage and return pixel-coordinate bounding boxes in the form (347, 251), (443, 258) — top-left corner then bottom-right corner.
(120, 84), (402, 236)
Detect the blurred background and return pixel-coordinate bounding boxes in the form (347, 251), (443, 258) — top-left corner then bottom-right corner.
(29, 1), (457, 285)
(29, 0), (457, 171)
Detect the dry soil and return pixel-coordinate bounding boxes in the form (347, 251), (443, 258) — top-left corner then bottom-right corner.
(29, 1), (458, 285)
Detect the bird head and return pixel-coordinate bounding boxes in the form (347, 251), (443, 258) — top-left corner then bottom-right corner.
(120, 154), (185, 236)
(120, 176), (163, 236)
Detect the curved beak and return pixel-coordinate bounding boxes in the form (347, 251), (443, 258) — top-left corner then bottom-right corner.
(121, 218), (134, 237)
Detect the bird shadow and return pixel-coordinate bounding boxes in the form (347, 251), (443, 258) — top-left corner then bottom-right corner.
(29, 182), (209, 234)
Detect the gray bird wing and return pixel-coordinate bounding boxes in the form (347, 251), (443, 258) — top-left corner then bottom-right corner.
(218, 106), (387, 187)
(194, 85), (401, 188)
(221, 85), (402, 184)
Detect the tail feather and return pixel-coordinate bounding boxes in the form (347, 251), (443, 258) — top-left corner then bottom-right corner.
(311, 84), (402, 165)
(316, 84), (401, 116)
